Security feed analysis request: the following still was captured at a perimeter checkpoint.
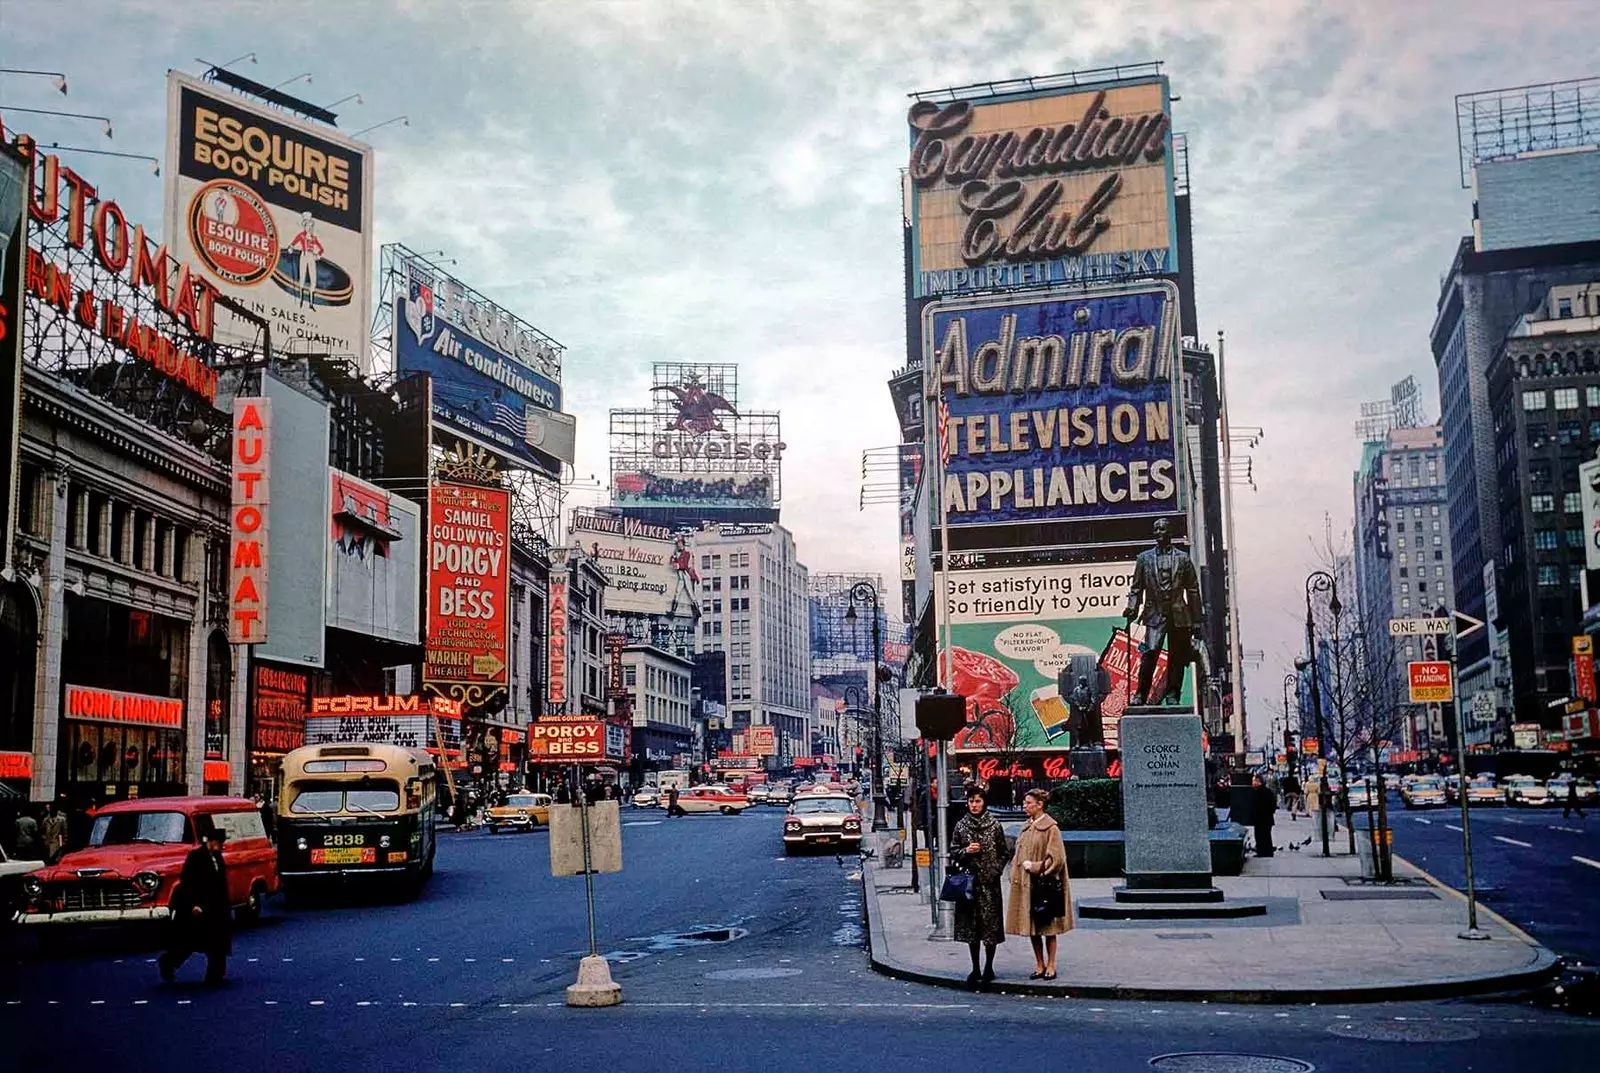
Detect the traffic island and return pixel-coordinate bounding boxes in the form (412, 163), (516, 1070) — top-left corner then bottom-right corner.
(860, 813), (1561, 1003)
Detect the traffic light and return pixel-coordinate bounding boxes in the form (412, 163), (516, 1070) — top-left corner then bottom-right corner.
(915, 691), (966, 740)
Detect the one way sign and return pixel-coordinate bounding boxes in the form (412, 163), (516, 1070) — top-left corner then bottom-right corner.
(1389, 617), (1451, 636)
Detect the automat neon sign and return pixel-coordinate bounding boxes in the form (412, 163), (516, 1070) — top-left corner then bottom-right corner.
(8, 127), (221, 402)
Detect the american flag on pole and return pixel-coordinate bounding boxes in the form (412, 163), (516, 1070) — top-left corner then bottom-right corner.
(937, 397), (951, 466)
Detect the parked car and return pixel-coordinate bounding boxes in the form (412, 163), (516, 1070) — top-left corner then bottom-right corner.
(1400, 776), (1448, 809)
(486, 793), (551, 833)
(632, 787), (662, 809)
(782, 792), (862, 854)
(1546, 775), (1598, 805)
(674, 786), (751, 815)
(1502, 774), (1550, 807)
(0, 842), (42, 917)
(15, 797), (278, 927)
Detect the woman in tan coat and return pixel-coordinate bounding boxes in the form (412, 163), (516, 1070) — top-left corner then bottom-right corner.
(1006, 788), (1072, 979)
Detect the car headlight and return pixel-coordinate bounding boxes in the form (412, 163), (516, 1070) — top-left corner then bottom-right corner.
(133, 871), (162, 895)
(379, 835), (391, 848)
(296, 837), (308, 850)
(21, 875), (43, 898)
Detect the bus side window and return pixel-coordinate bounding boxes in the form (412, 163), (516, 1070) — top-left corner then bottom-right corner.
(406, 779), (422, 810)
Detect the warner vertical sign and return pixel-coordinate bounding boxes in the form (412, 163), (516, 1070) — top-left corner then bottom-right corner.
(229, 397), (271, 643)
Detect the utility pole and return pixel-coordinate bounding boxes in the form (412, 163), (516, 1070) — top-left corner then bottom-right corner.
(1217, 330), (1246, 754)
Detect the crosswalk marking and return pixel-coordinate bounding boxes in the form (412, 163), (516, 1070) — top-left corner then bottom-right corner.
(1493, 836), (1532, 848)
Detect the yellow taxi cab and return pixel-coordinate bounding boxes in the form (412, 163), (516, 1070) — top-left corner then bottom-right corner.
(487, 792), (552, 833)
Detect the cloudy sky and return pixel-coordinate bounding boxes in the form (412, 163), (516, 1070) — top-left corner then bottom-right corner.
(3, 0), (1594, 742)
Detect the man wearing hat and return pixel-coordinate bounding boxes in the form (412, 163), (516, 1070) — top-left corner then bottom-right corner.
(159, 824), (233, 986)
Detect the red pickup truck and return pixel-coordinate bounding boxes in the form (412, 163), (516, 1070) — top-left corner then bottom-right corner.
(15, 796), (278, 926)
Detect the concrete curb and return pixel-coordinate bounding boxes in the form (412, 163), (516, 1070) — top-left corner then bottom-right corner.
(859, 862), (1561, 1005)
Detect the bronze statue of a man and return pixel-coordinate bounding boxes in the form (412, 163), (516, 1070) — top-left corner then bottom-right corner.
(1123, 517), (1204, 706)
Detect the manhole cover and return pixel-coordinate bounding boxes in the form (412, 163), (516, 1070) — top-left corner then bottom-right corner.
(1328, 1020), (1480, 1043)
(704, 967), (803, 981)
(1149, 1054), (1313, 1073)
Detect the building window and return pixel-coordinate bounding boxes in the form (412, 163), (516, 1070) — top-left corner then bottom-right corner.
(1538, 564), (1561, 587)
(1565, 492), (1582, 513)
(1399, 567), (1409, 578)
(1561, 420), (1584, 444)
(1532, 494), (1555, 513)
(1555, 387), (1580, 410)
(1434, 550), (1443, 561)
(1401, 597), (1411, 610)
(1523, 390), (1548, 411)
(1396, 520), (1406, 533)
(1535, 529), (1558, 550)
(1400, 582), (1410, 595)
(624, 666), (636, 686)
(1573, 565), (1586, 586)
(1433, 535), (1442, 546)
(1567, 529), (1586, 549)
(1419, 581), (1428, 593)
(1589, 386), (1600, 408)
(1558, 297), (1574, 318)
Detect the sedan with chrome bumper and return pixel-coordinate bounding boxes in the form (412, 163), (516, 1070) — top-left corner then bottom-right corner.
(782, 793), (862, 854)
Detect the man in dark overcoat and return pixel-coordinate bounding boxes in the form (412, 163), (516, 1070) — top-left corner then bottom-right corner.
(159, 826), (233, 986)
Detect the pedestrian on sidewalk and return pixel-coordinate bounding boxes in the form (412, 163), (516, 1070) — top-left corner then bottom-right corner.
(1281, 771), (1304, 819)
(951, 787), (1007, 989)
(1251, 773), (1277, 857)
(11, 808), (39, 861)
(1564, 777), (1587, 819)
(159, 826), (232, 986)
(40, 802), (68, 864)
(1006, 788), (1071, 980)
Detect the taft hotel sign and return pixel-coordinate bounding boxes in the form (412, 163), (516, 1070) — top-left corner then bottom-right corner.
(907, 74), (1176, 298)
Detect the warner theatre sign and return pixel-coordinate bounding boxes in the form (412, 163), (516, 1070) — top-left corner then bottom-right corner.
(908, 76), (1175, 298)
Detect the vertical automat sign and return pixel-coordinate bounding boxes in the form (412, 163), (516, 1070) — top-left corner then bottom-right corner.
(424, 482), (509, 703)
(547, 549), (571, 714)
(229, 397), (271, 643)
(0, 145), (25, 575)
(164, 73), (374, 366)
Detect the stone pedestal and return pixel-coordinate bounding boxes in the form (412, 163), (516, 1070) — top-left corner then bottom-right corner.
(565, 954), (623, 1007)
(1079, 706), (1265, 920)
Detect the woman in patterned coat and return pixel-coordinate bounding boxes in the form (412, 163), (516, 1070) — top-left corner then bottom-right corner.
(951, 787), (1009, 987)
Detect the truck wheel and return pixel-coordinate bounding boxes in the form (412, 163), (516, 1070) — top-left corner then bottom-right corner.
(237, 881), (267, 923)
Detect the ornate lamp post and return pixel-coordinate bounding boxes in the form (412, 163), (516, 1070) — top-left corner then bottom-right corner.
(1300, 569), (1340, 858)
(844, 581), (888, 831)
(1282, 672), (1300, 780)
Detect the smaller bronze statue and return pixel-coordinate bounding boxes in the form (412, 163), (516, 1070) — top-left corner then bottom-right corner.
(1123, 517), (1204, 706)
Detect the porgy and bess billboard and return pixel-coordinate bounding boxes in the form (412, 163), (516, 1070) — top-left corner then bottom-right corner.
(570, 508), (697, 617)
(394, 254), (573, 478)
(926, 281), (1182, 537)
(942, 561), (1187, 754)
(424, 482), (510, 700)
(907, 75), (1175, 299)
(165, 72), (374, 363)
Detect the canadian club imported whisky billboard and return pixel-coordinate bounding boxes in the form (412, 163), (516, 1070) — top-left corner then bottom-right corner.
(424, 482), (510, 707)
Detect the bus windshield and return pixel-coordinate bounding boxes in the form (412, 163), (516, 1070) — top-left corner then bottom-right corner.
(288, 781), (402, 815)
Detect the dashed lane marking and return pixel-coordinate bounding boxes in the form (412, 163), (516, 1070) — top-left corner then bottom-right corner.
(1413, 818), (1433, 825)
(1575, 856), (1600, 870)
(1445, 824), (1463, 831)
(1493, 836), (1532, 848)
(1553, 826), (1585, 834)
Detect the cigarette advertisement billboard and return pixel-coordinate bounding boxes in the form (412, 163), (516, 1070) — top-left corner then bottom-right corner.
(940, 561), (1185, 753)
(424, 482), (510, 704)
(925, 281), (1181, 544)
(165, 72), (374, 363)
(907, 75), (1175, 298)
(394, 272), (572, 477)
(570, 509), (698, 617)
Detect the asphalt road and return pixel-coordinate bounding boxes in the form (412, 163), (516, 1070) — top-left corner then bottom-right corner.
(1383, 791), (1600, 964)
(3, 805), (1598, 1073)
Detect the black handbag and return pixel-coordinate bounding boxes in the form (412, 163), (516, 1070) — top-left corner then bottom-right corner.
(939, 868), (975, 902)
(1030, 870), (1065, 922)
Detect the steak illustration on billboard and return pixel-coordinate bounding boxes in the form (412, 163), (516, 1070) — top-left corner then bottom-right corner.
(424, 482), (510, 705)
(941, 562), (1183, 753)
(165, 72), (374, 365)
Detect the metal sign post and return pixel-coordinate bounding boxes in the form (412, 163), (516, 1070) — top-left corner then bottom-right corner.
(1449, 611), (1489, 941)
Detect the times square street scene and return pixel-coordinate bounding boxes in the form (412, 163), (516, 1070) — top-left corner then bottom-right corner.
(2, 2), (1600, 1071)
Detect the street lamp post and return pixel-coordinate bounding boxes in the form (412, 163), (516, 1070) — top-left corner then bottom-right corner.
(845, 581), (888, 832)
(1300, 569), (1340, 858)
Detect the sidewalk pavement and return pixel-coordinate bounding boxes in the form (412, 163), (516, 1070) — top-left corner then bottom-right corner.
(862, 812), (1560, 1003)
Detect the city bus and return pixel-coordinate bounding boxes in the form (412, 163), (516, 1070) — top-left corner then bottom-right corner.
(276, 743), (439, 901)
